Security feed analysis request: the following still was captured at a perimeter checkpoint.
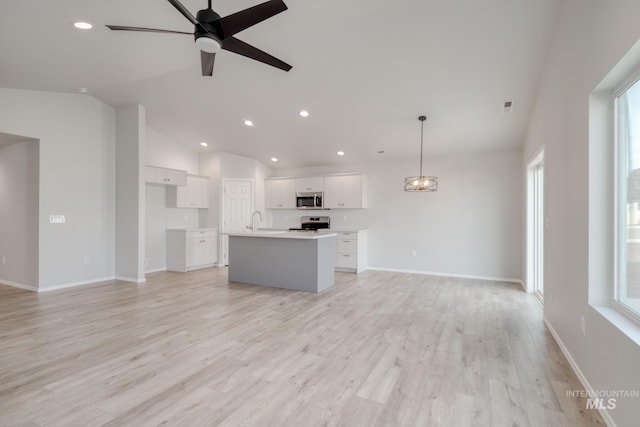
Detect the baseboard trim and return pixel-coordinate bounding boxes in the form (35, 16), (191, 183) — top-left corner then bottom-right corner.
(38, 276), (118, 292)
(114, 276), (147, 284)
(367, 266), (524, 286)
(543, 317), (617, 427)
(145, 268), (166, 274)
(0, 279), (38, 292)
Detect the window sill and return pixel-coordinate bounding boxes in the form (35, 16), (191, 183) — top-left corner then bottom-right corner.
(592, 305), (640, 346)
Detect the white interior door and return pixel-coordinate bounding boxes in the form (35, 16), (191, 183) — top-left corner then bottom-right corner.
(220, 179), (253, 265)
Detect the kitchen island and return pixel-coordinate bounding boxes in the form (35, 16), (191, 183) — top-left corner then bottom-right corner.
(227, 231), (337, 293)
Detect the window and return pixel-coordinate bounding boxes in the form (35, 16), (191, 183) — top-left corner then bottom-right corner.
(526, 149), (544, 301)
(615, 76), (640, 320)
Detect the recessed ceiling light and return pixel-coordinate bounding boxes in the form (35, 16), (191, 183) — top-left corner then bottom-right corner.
(244, 119), (254, 127)
(200, 142), (208, 147)
(271, 157), (278, 162)
(337, 151), (345, 156)
(74, 22), (93, 30)
(77, 87), (88, 93)
(299, 110), (309, 118)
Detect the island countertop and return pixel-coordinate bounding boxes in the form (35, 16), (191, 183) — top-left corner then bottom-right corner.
(224, 231), (337, 240)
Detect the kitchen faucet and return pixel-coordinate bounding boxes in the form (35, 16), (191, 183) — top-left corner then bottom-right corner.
(250, 210), (262, 232)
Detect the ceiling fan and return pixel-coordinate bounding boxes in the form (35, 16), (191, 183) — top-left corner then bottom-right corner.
(106, 0), (292, 76)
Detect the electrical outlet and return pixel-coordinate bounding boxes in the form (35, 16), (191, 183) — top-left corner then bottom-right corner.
(2, 255), (5, 264)
(580, 316), (586, 336)
(83, 256), (90, 265)
(343, 216), (348, 222)
(411, 249), (417, 257)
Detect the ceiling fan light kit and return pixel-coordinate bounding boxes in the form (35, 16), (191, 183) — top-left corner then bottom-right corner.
(404, 115), (439, 192)
(106, 0), (292, 77)
(195, 36), (222, 54)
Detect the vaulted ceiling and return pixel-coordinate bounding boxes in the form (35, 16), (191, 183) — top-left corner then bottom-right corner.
(0, 0), (559, 168)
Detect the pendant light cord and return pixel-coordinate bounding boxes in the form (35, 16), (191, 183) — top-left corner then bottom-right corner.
(418, 115), (426, 178)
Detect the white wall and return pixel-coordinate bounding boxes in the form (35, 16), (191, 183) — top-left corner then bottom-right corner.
(0, 139), (39, 289)
(146, 127), (199, 173)
(115, 105), (145, 283)
(145, 127), (200, 272)
(524, 1), (640, 425)
(199, 152), (222, 230)
(0, 89), (115, 290)
(272, 149), (523, 281)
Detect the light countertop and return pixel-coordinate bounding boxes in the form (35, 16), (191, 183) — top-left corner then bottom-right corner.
(225, 231), (337, 240)
(166, 227), (218, 231)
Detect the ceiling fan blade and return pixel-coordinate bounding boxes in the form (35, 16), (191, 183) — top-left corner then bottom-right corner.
(218, 0), (287, 38)
(167, 0), (207, 32)
(222, 37), (291, 71)
(201, 51), (216, 76)
(106, 25), (192, 35)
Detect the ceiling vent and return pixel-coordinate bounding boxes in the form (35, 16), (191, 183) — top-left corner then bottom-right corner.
(502, 101), (513, 114)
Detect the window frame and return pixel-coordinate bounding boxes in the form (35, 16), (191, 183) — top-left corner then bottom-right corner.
(613, 71), (640, 324)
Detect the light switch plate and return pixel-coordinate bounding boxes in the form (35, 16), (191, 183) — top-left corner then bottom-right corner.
(49, 215), (66, 224)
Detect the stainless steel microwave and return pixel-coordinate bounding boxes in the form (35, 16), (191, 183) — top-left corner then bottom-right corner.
(296, 192), (323, 209)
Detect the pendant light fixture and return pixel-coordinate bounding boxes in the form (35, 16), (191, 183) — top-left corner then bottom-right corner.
(404, 115), (438, 192)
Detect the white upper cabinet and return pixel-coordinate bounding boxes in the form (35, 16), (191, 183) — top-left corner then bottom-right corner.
(145, 165), (187, 186)
(265, 178), (296, 209)
(295, 176), (324, 193)
(168, 174), (209, 208)
(324, 174), (367, 209)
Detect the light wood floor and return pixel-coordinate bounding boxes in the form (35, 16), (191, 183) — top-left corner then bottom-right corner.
(0, 269), (604, 427)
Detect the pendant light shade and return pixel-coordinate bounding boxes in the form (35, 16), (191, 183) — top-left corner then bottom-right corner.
(404, 115), (438, 192)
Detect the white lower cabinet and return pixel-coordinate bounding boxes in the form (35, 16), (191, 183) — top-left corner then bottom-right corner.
(335, 230), (367, 273)
(167, 228), (218, 272)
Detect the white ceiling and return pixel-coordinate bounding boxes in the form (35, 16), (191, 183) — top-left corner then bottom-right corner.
(0, 0), (559, 169)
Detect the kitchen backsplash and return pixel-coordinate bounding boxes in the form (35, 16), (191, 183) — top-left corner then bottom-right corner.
(166, 208), (200, 229)
(269, 209), (368, 230)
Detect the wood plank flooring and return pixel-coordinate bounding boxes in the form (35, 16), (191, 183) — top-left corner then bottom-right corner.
(0, 269), (604, 426)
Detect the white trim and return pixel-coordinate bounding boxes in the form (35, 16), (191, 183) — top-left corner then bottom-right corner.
(114, 276), (146, 284)
(145, 267), (167, 274)
(0, 279), (38, 292)
(526, 147), (545, 295)
(543, 318), (617, 427)
(367, 266), (523, 286)
(613, 68), (640, 98)
(37, 276), (119, 292)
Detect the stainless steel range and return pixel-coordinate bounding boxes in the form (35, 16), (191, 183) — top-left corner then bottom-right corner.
(289, 216), (330, 231)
